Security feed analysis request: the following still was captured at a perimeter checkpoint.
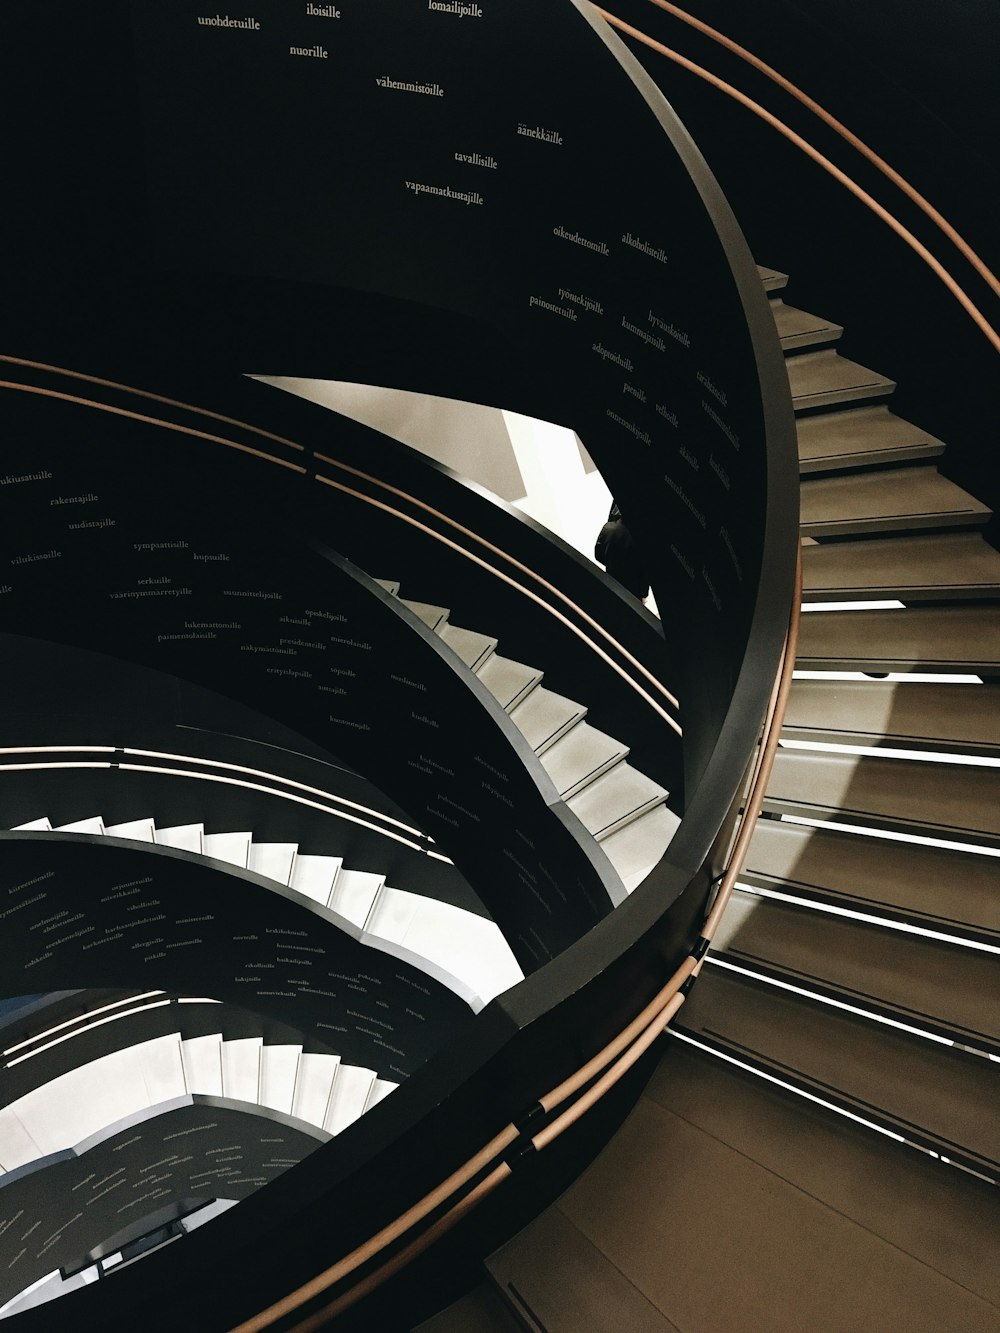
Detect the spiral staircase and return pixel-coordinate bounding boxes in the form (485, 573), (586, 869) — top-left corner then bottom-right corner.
(2, 1), (998, 1328)
(437, 267), (1000, 1331)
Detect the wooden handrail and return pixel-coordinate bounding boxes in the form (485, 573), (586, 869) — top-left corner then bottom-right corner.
(641, 0), (1000, 301)
(229, 549), (802, 1331)
(592, 8), (1000, 356)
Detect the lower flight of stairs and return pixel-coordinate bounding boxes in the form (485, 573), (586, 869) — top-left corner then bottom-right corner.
(10, 813), (523, 1011)
(0, 1029), (395, 1177)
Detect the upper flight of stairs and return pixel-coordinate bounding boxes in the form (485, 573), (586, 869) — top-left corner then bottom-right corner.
(443, 264), (1000, 1332)
(10, 813), (524, 1012)
(374, 580), (682, 893)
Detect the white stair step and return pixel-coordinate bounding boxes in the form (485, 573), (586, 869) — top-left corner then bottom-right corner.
(11, 816), (52, 831)
(291, 1052), (340, 1127)
(179, 1199), (238, 1234)
(54, 815), (105, 835)
(10, 1045), (156, 1154)
(364, 884), (421, 943)
(363, 1078), (398, 1112)
(399, 598), (450, 632)
(567, 764), (669, 840)
(0, 1107), (45, 1171)
(289, 852), (342, 906)
(248, 841), (298, 885)
(598, 805), (682, 892)
(259, 1044), (303, 1115)
(324, 1063), (377, 1136)
(368, 891), (523, 1008)
(373, 578), (400, 596)
(104, 817), (156, 842)
(202, 830), (251, 868)
(181, 1033), (224, 1096)
(137, 1034), (187, 1104)
(476, 653), (544, 710)
(221, 1036), (263, 1103)
(329, 868), (384, 928)
(439, 622), (498, 671)
(154, 822), (204, 853)
(509, 686), (587, 754)
(539, 721), (628, 797)
(759, 264), (789, 291)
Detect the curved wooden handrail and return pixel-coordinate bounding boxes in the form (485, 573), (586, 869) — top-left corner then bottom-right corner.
(229, 549), (802, 1332)
(641, 0), (1000, 301)
(592, 8), (1000, 356)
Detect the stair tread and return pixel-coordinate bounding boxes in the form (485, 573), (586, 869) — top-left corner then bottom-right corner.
(566, 763), (669, 839)
(154, 822), (204, 853)
(202, 830), (251, 868)
(714, 889), (1000, 1051)
(800, 467), (990, 537)
(771, 299), (843, 349)
(744, 818), (1000, 942)
(764, 749), (1000, 846)
(220, 1036), (263, 1103)
(637, 1046), (1000, 1318)
(366, 890), (522, 1006)
(399, 598), (449, 632)
(677, 968), (1000, 1173)
(475, 653), (543, 710)
(796, 605), (1000, 673)
(758, 264), (789, 291)
(787, 349), (895, 411)
(438, 621), (498, 671)
(324, 1063), (377, 1136)
(599, 805), (682, 892)
(372, 578), (400, 596)
(539, 721), (629, 797)
(802, 533), (1000, 601)
(784, 679), (1000, 753)
(12, 817), (52, 831)
(259, 1043), (303, 1116)
(3, 1039), (182, 1157)
(796, 405), (945, 474)
(508, 686), (587, 753)
(180, 1033), (223, 1097)
(364, 1078), (398, 1112)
